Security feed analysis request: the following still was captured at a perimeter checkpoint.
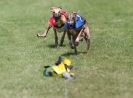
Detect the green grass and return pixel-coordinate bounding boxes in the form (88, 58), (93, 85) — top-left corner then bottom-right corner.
(0, 0), (133, 98)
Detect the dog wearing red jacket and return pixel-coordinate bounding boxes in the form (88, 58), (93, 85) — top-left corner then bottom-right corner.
(37, 7), (68, 47)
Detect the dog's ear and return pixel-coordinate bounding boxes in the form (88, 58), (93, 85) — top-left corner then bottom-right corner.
(51, 7), (56, 9)
(51, 6), (61, 10)
(50, 6), (62, 12)
(58, 6), (62, 9)
(50, 6), (57, 10)
(50, 7), (56, 12)
(50, 7), (53, 12)
(72, 11), (77, 14)
(72, 11), (77, 17)
(50, 9), (54, 12)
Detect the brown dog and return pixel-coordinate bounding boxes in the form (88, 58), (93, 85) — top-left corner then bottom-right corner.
(65, 12), (90, 54)
(37, 7), (68, 47)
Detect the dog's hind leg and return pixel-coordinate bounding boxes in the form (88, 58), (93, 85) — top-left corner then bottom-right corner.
(85, 38), (90, 51)
(72, 35), (78, 54)
(75, 28), (84, 43)
(84, 26), (90, 52)
(59, 31), (66, 46)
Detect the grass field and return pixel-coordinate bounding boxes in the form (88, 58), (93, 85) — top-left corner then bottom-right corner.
(0, 0), (133, 98)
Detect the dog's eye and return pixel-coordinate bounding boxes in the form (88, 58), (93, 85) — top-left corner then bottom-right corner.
(53, 12), (55, 14)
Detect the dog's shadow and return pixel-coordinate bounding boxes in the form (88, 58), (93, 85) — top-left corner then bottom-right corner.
(61, 51), (87, 56)
(47, 44), (87, 56)
(47, 44), (66, 48)
(47, 44), (57, 48)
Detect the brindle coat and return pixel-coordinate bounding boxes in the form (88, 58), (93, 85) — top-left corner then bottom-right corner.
(66, 12), (90, 54)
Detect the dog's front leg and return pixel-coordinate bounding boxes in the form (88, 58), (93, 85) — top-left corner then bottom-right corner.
(66, 30), (72, 47)
(59, 30), (66, 46)
(72, 35), (78, 54)
(54, 29), (58, 47)
(67, 31), (73, 49)
(70, 35), (75, 49)
(37, 26), (51, 37)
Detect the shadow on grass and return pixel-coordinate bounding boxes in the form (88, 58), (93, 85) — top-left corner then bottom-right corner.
(61, 51), (87, 56)
(47, 44), (56, 48)
(47, 44), (66, 48)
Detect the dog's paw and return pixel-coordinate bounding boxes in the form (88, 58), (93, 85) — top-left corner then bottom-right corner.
(36, 33), (40, 37)
(75, 42), (79, 46)
(37, 33), (46, 37)
(37, 33), (42, 37)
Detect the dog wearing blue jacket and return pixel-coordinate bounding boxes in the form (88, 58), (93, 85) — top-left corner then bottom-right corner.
(65, 12), (90, 54)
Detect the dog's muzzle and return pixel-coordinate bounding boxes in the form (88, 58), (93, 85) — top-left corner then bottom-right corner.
(53, 15), (61, 20)
(68, 23), (75, 29)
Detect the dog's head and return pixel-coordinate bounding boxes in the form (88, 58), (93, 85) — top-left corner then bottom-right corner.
(66, 12), (77, 28)
(50, 7), (62, 20)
